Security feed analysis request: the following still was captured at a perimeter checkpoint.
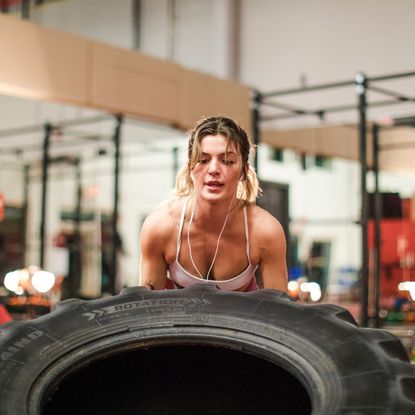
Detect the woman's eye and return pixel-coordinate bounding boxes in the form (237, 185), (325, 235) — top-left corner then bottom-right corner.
(222, 159), (236, 165)
(200, 159), (210, 164)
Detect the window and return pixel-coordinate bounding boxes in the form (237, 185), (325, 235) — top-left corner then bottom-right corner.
(314, 154), (332, 169)
(270, 148), (284, 162)
(307, 241), (331, 296)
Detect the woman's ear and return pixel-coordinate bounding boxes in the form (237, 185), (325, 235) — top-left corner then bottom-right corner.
(242, 163), (249, 180)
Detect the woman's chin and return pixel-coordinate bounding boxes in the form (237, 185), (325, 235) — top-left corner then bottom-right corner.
(199, 189), (235, 204)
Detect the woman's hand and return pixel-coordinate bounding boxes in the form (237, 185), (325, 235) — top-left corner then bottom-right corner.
(139, 208), (169, 290)
(256, 210), (288, 291)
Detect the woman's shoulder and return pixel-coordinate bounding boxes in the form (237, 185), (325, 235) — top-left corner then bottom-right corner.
(140, 197), (189, 259)
(246, 203), (277, 221)
(246, 203), (285, 239)
(141, 197), (187, 235)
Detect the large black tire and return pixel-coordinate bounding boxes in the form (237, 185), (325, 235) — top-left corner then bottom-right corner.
(0, 284), (414, 415)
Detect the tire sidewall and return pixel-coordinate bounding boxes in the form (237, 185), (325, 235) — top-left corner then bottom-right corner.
(0, 285), (412, 414)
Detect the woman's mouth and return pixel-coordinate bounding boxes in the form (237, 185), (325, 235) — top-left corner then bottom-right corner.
(205, 180), (223, 190)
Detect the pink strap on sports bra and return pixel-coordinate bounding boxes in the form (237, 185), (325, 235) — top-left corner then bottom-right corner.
(243, 206), (251, 262)
(168, 198), (257, 291)
(176, 197), (190, 261)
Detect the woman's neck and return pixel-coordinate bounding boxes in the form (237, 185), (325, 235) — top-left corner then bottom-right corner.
(190, 194), (238, 230)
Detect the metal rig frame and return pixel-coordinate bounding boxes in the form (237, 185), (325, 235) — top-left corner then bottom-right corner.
(251, 70), (415, 327)
(0, 113), (183, 297)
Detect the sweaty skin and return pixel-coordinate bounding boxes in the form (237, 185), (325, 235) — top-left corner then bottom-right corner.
(140, 134), (288, 292)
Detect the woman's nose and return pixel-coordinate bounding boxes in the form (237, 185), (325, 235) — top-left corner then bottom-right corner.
(208, 159), (219, 174)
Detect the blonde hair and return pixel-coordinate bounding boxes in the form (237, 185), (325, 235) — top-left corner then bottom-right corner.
(175, 116), (261, 205)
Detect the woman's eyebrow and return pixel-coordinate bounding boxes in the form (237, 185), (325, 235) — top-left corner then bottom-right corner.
(201, 151), (237, 157)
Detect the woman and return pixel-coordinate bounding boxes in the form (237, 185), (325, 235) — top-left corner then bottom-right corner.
(140, 116), (287, 292)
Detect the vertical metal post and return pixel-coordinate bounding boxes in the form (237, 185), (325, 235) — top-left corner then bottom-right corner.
(172, 146), (179, 189)
(70, 158), (82, 298)
(39, 123), (52, 269)
(252, 90), (262, 174)
(355, 73), (369, 327)
(132, 0), (142, 49)
(74, 159), (82, 239)
(110, 114), (123, 295)
(22, 164), (30, 266)
(21, 0), (30, 19)
(372, 123), (382, 328)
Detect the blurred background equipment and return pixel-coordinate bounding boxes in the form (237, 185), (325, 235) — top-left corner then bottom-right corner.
(3, 265), (61, 319)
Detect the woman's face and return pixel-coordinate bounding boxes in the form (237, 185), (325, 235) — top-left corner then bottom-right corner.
(191, 134), (243, 203)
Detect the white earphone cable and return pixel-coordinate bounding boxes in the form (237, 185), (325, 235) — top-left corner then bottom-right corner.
(187, 195), (235, 281)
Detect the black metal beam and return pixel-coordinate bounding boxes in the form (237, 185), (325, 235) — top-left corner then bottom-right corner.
(0, 115), (111, 139)
(110, 114), (123, 295)
(263, 79), (353, 98)
(75, 160), (82, 257)
(260, 112), (313, 122)
(39, 123), (52, 269)
(55, 115), (113, 129)
(69, 158), (83, 298)
(393, 116), (415, 127)
(25, 164), (175, 183)
(356, 72), (369, 327)
(260, 99), (405, 122)
(369, 71), (415, 82)
(0, 135), (108, 156)
(21, 0), (30, 19)
(252, 90), (262, 173)
(22, 164), (30, 266)
(372, 123), (382, 328)
(369, 85), (415, 102)
(172, 146), (179, 189)
(260, 99), (311, 115)
(132, 0), (142, 49)
(263, 70), (415, 99)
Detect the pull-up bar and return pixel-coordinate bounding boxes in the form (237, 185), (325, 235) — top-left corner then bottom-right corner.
(0, 115), (111, 139)
(260, 99), (409, 122)
(262, 70), (415, 98)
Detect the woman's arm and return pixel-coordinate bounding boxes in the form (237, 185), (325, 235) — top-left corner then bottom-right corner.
(139, 210), (169, 290)
(257, 214), (288, 292)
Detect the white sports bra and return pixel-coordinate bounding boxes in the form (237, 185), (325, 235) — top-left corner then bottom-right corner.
(167, 198), (258, 291)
